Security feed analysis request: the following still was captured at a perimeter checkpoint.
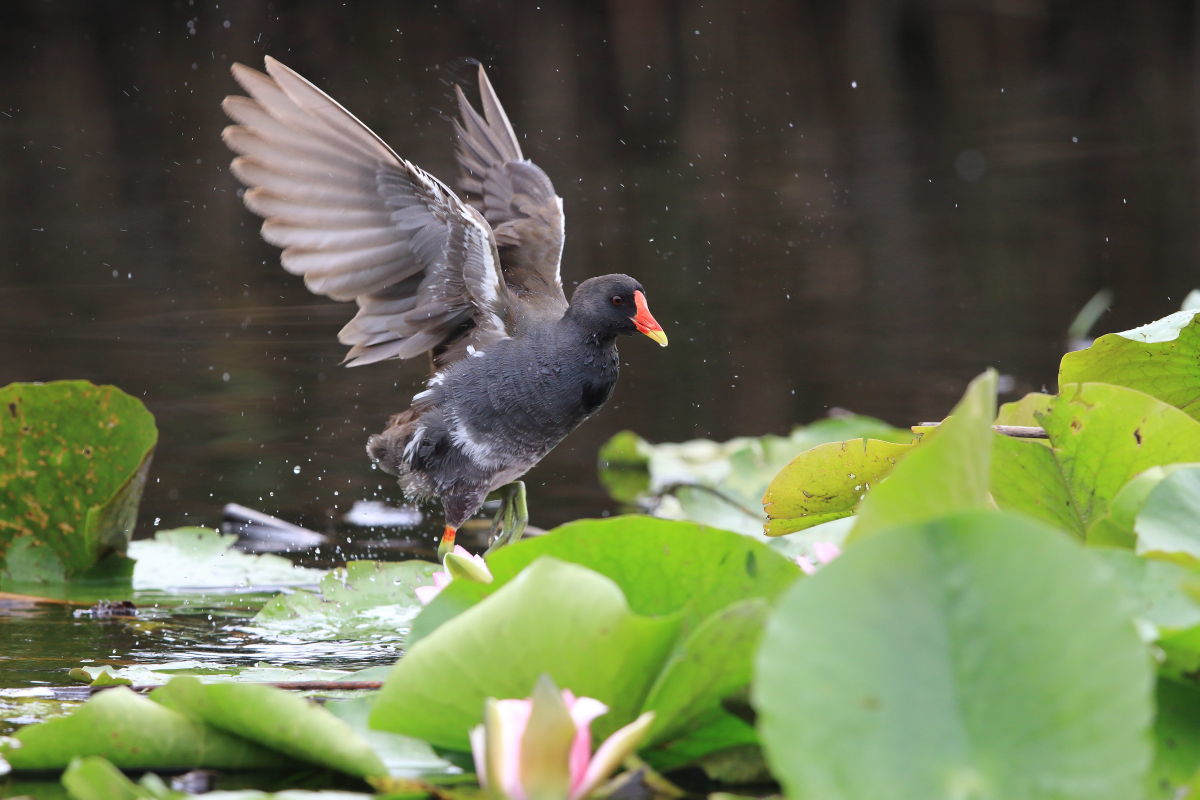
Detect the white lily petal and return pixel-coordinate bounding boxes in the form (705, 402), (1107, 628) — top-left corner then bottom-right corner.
(487, 697), (533, 800)
(470, 724), (488, 790)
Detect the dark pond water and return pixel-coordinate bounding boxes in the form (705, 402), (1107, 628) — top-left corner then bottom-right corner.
(2, 2), (1198, 543)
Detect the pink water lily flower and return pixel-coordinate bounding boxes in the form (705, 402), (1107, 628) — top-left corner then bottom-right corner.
(415, 544), (492, 605)
(795, 540), (841, 575)
(471, 675), (655, 800)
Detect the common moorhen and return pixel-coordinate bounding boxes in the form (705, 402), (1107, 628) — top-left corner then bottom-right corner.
(221, 58), (668, 556)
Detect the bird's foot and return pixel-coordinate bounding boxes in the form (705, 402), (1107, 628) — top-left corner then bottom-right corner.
(485, 481), (528, 555)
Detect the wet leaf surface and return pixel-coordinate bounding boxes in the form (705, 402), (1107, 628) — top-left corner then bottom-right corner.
(129, 527), (325, 591)
(250, 560), (435, 642)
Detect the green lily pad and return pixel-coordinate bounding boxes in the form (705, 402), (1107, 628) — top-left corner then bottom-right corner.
(596, 430), (652, 505)
(639, 599), (767, 769)
(598, 417), (912, 536)
(1150, 679), (1200, 799)
(370, 557), (683, 750)
(1136, 466), (1200, 563)
(1, 686), (287, 771)
(61, 756), (175, 800)
(753, 511), (1152, 800)
(323, 694), (456, 778)
(762, 438), (913, 535)
(409, 516), (798, 643)
(1087, 548), (1200, 645)
(129, 527), (324, 591)
(152, 677), (387, 778)
(994, 392), (1053, 426)
(251, 560), (435, 641)
(991, 383), (1200, 537)
(848, 370), (997, 540)
(1060, 310), (1200, 419)
(1087, 466), (1179, 548)
(59, 755), (378, 800)
(0, 381), (157, 581)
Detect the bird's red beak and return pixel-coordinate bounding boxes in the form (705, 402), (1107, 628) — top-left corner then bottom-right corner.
(633, 290), (668, 347)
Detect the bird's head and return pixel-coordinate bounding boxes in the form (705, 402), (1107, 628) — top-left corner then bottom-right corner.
(568, 274), (668, 346)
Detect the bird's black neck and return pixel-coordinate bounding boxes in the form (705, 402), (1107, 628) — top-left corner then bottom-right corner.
(557, 312), (619, 351)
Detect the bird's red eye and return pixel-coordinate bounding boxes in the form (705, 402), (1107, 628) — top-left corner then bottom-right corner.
(611, 295), (624, 306)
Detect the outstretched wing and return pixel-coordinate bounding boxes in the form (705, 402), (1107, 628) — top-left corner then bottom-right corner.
(454, 66), (568, 320)
(222, 57), (510, 367)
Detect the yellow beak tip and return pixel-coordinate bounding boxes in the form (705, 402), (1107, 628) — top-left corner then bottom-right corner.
(644, 330), (669, 347)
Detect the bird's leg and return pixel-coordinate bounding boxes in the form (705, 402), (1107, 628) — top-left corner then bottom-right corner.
(437, 525), (457, 560)
(486, 481), (528, 554)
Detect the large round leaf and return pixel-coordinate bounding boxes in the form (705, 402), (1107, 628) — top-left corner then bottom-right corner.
(991, 383), (1200, 537)
(0, 381), (157, 580)
(753, 511), (1152, 800)
(762, 438), (913, 535)
(1, 687), (285, 771)
(409, 516), (797, 643)
(152, 677), (387, 778)
(371, 557), (683, 750)
(1060, 310), (1200, 420)
(1137, 466), (1200, 563)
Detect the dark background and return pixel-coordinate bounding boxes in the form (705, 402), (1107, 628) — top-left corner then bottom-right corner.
(1, 1), (1196, 540)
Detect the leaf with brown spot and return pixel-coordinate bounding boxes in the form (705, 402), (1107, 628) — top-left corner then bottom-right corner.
(0, 381), (157, 581)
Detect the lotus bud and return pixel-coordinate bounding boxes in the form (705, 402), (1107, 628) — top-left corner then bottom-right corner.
(416, 545), (493, 605)
(444, 546), (494, 584)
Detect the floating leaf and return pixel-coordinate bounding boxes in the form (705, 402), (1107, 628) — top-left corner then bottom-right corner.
(596, 430), (652, 505)
(1060, 310), (1200, 419)
(1150, 679), (1200, 799)
(753, 511), (1152, 800)
(1088, 548), (1200, 645)
(994, 392), (1053, 427)
(128, 527), (324, 591)
(371, 557), (682, 751)
(762, 438), (912, 535)
(251, 560), (435, 641)
(1136, 466), (1200, 563)
(409, 516), (797, 643)
(1, 686), (286, 771)
(598, 417), (912, 536)
(992, 383), (1200, 538)
(639, 599), (767, 769)
(0, 381), (157, 581)
(152, 677), (387, 778)
(323, 694), (455, 779)
(61, 756), (171, 800)
(849, 370), (996, 540)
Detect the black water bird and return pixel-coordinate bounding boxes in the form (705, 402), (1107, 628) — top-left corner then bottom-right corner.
(221, 58), (667, 556)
